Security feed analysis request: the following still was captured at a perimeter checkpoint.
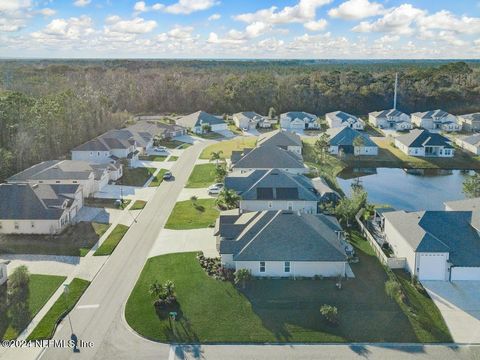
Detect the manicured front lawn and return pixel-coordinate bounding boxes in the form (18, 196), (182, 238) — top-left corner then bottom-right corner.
(93, 224), (129, 256)
(149, 169), (168, 187)
(27, 278), (90, 340)
(200, 137), (257, 159)
(165, 199), (219, 230)
(186, 163), (217, 188)
(126, 235), (451, 343)
(139, 155), (167, 161)
(0, 222), (110, 257)
(84, 198), (131, 209)
(157, 139), (189, 149)
(130, 200), (147, 210)
(0, 274), (66, 340)
(168, 156), (178, 162)
(117, 167), (157, 187)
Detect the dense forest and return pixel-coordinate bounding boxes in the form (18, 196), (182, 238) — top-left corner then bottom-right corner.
(1, 59), (480, 181)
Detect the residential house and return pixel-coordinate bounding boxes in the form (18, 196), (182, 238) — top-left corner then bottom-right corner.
(0, 262), (6, 286)
(395, 129), (454, 157)
(368, 109), (412, 131)
(216, 210), (350, 277)
(382, 209), (480, 280)
(127, 120), (186, 141)
(176, 111), (227, 134)
(411, 109), (461, 132)
(0, 183), (83, 234)
(280, 112), (319, 131)
(225, 168), (323, 213)
(230, 145), (308, 175)
(455, 134), (480, 155)
(6, 160), (109, 198)
(326, 126), (378, 156)
(457, 113), (480, 132)
(326, 111), (365, 130)
(232, 112), (270, 130)
(257, 129), (302, 156)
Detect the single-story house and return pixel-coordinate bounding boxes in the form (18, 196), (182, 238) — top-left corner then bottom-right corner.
(6, 160), (108, 198)
(455, 134), (480, 155)
(0, 262), (7, 286)
(411, 109), (461, 132)
(216, 210), (350, 277)
(176, 111), (227, 134)
(280, 112), (319, 131)
(326, 126), (378, 156)
(225, 168), (322, 213)
(0, 183), (83, 235)
(457, 113), (480, 132)
(368, 109), (412, 131)
(127, 120), (186, 141)
(326, 111), (365, 130)
(232, 112), (270, 130)
(395, 129), (454, 157)
(383, 209), (480, 281)
(230, 145), (308, 175)
(257, 129), (302, 156)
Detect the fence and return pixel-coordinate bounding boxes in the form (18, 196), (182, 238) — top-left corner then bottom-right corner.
(355, 210), (406, 269)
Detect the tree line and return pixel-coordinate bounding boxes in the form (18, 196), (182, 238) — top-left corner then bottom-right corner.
(1, 60), (480, 181)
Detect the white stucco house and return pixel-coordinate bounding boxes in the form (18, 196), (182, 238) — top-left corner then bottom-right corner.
(0, 183), (83, 235)
(280, 111), (319, 131)
(457, 113), (480, 132)
(326, 111), (365, 130)
(216, 210), (351, 278)
(411, 109), (461, 132)
(176, 111), (227, 134)
(395, 129), (454, 157)
(326, 126), (378, 156)
(382, 208), (480, 281)
(455, 134), (480, 155)
(257, 129), (302, 157)
(368, 109), (412, 131)
(232, 112), (270, 130)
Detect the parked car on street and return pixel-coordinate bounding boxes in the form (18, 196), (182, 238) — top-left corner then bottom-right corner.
(208, 183), (224, 194)
(163, 171), (173, 181)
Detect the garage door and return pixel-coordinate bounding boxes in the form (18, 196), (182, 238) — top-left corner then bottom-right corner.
(418, 254), (446, 280)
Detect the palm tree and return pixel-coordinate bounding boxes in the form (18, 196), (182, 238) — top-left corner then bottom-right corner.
(148, 281), (163, 300)
(210, 150), (224, 165)
(216, 188), (240, 209)
(163, 280), (175, 297)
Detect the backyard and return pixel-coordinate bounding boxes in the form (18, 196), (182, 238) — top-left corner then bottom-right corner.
(200, 137), (257, 160)
(186, 164), (217, 188)
(0, 222), (110, 257)
(125, 233), (451, 343)
(164, 199), (219, 230)
(0, 274), (66, 340)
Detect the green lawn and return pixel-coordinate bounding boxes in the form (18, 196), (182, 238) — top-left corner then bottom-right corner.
(149, 169), (168, 187)
(168, 156), (178, 162)
(118, 167), (157, 187)
(157, 139), (189, 149)
(130, 200), (147, 210)
(200, 137), (257, 159)
(27, 278), (90, 340)
(165, 199), (219, 230)
(93, 224), (130, 256)
(84, 198), (131, 209)
(0, 222), (110, 257)
(186, 163), (217, 188)
(126, 235), (451, 343)
(139, 155), (167, 161)
(0, 275), (66, 340)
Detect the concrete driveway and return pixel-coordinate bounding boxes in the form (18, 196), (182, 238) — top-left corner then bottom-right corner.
(75, 206), (138, 226)
(422, 281), (480, 343)
(93, 184), (156, 200)
(243, 128), (260, 136)
(214, 129), (235, 138)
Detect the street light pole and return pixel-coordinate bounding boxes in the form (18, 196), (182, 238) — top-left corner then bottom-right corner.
(63, 284), (74, 335)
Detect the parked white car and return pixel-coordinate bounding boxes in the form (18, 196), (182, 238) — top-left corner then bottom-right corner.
(154, 146), (167, 152)
(208, 183), (224, 195)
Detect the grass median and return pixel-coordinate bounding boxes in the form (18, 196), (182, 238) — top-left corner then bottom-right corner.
(93, 224), (129, 256)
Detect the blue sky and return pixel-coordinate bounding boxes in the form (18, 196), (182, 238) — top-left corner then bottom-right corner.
(1, 0), (480, 58)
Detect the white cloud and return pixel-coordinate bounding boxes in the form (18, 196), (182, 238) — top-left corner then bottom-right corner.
(304, 19), (328, 31)
(31, 15), (95, 44)
(208, 13), (221, 21)
(134, 1), (147, 12)
(0, 0), (32, 32)
(0, 0), (31, 12)
(133, 1), (164, 14)
(73, 0), (91, 7)
(104, 16), (157, 34)
(38, 8), (56, 16)
(207, 32), (245, 45)
(328, 0), (385, 20)
(162, 0), (218, 15)
(417, 11), (480, 35)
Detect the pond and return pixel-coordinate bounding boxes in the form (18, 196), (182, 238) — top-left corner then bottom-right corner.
(337, 167), (475, 211)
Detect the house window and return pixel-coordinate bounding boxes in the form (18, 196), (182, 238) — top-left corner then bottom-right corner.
(98, 152), (100, 156)
(284, 261), (291, 273)
(31, 222), (35, 228)
(0, 222), (2, 229)
(259, 261), (266, 273)
(268, 202), (273, 208)
(73, 181), (78, 184)
(14, 222), (19, 230)
(38, 181), (43, 183)
(55, 181), (61, 184)
(287, 202), (293, 211)
(90, 152), (93, 155)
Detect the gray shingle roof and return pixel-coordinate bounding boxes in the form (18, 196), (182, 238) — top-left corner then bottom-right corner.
(176, 111), (225, 128)
(458, 113), (480, 122)
(457, 134), (480, 147)
(231, 145), (305, 170)
(326, 111), (360, 124)
(412, 109), (451, 119)
(72, 138), (109, 152)
(395, 129), (453, 148)
(384, 210), (480, 267)
(369, 109), (407, 119)
(225, 169), (319, 201)
(281, 112), (317, 123)
(0, 183), (79, 220)
(257, 130), (302, 148)
(7, 160), (94, 182)
(326, 126), (377, 147)
(219, 211), (346, 262)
